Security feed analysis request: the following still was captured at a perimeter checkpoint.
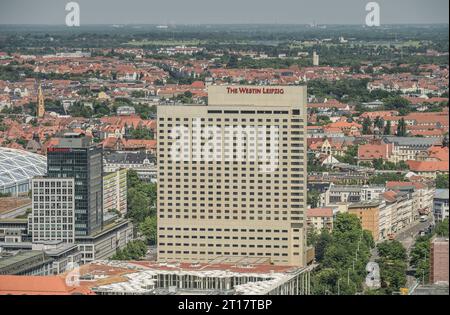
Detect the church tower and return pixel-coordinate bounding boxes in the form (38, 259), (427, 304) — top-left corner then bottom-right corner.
(37, 84), (45, 118)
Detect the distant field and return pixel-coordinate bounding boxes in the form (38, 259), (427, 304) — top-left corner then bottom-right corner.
(124, 39), (282, 47)
(125, 40), (206, 46)
(289, 39), (423, 49)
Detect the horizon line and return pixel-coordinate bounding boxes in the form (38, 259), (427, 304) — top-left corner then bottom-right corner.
(0, 23), (449, 26)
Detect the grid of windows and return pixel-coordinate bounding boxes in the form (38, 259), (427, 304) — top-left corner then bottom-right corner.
(47, 146), (103, 236)
(157, 98), (307, 266)
(31, 178), (75, 243)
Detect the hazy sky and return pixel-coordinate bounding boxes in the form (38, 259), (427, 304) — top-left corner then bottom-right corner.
(0, 0), (448, 25)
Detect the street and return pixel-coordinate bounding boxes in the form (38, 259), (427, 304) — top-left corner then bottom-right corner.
(395, 216), (433, 288)
(368, 215), (433, 290)
(395, 218), (433, 253)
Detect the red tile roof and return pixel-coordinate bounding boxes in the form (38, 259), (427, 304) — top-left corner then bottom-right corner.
(0, 275), (95, 295)
(386, 181), (426, 190)
(427, 146), (449, 162)
(406, 160), (449, 172)
(358, 143), (392, 160)
(307, 207), (333, 218)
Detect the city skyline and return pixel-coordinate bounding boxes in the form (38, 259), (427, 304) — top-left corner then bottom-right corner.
(0, 2), (448, 297)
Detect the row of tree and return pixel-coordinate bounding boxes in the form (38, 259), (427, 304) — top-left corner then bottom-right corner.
(310, 213), (375, 295)
(111, 240), (147, 260)
(126, 170), (157, 245)
(375, 240), (407, 295)
(361, 116), (407, 136)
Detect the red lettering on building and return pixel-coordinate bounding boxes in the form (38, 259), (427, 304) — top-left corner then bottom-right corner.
(226, 87), (285, 95)
(47, 147), (71, 153)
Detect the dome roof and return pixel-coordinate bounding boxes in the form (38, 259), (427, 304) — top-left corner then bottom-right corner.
(0, 147), (47, 190)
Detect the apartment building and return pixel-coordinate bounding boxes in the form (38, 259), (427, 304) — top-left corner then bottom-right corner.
(348, 201), (380, 241)
(382, 136), (440, 163)
(306, 207), (333, 233)
(386, 181), (435, 218)
(157, 85), (308, 266)
(433, 189), (449, 222)
(30, 177), (75, 244)
(103, 169), (128, 216)
(379, 190), (414, 239)
(103, 151), (157, 183)
(320, 184), (385, 207)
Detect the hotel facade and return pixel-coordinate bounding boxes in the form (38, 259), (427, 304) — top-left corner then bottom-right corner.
(157, 85), (308, 266)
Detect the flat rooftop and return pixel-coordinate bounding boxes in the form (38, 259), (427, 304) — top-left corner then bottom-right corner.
(348, 200), (381, 208)
(72, 260), (312, 295)
(0, 251), (49, 270)
(0, 197), (31, 214)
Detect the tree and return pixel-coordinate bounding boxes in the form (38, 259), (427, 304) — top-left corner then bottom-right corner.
(311, 213), (374, 295)
(111, 240), (147, 260)
(131, 90), (146, 98)
(311, 268), (339, 295)
(378, 258), (407, 294)
(127, 169), (141, 188)
(127, 125), (154, 140)
(396, 118), (407, 137)
(68, 102), (93, 118)
(368, 173), (407, 185)
(362, 117), (372, 135)
(383, 96), (411, 115)
(374, 116), (384, 130)
(227, 55), (239, 68)
(410, 235), (431, 284)
(377, 241), (407, 294)
(126, 169), (157, 240)
(307, 228), (319, 247)
(372, 158), (384, 170)
(317, 115), (332, 125)
(139, 216), (157, 245)
(127, 188), (151, 223)
(334, 213), (362, 235)
(436, 174), (449, 189)
(307, 189), (321, 208)
(315, 229), (332, 262)
(93, 101), (111, 116)
(377, 240), (407, 261)
(434, 218), (449, 237)
(384, 120), (392, 135)
(337, 145), (358, 165)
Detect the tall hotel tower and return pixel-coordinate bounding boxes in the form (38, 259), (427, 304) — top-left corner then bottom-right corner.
(157, 85), (307, 266)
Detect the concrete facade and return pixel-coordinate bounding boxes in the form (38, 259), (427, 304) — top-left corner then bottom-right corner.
(157, 85), (307, 266)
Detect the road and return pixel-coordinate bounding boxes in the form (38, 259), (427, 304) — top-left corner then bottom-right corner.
(395, 217), (433, 252)
(395, 216), (433, 288)
(369, 215), (433, 290)
(370, 217), (432, 260)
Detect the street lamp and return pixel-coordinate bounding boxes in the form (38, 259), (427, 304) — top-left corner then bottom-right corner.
(337, 278), (341, 295)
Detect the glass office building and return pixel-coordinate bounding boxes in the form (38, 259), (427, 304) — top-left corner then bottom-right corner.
(47, 133), (103, 236)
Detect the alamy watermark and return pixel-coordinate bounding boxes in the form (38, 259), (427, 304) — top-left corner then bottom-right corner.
(365, 2), (380, 27)
(65, 2), (80, 27)
(169, 119), (280, 173)
(65, 261), (81, 287)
